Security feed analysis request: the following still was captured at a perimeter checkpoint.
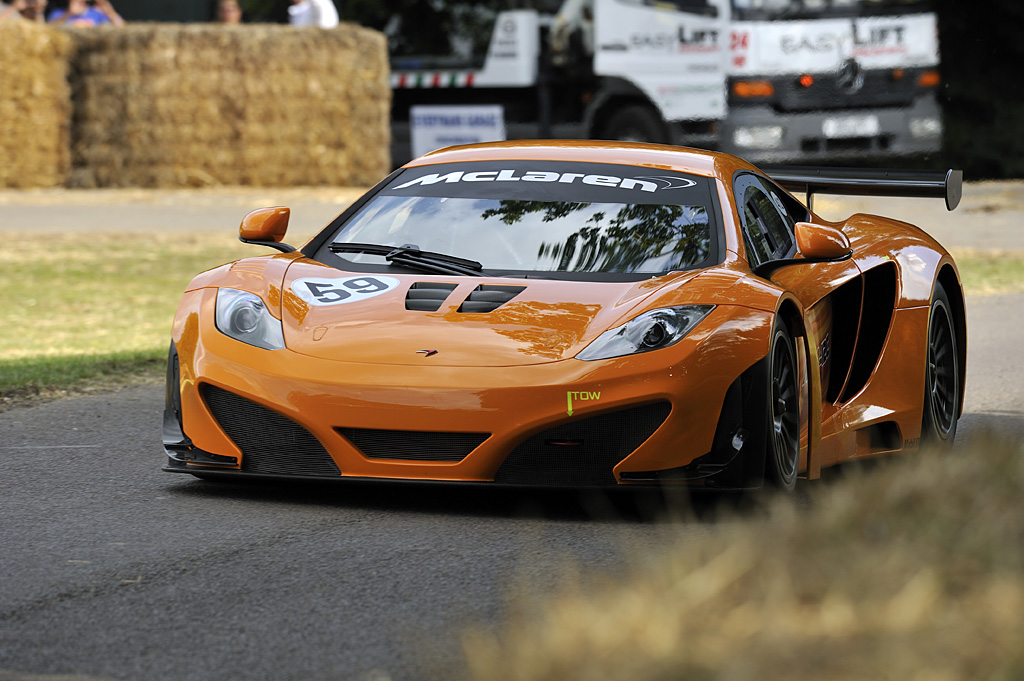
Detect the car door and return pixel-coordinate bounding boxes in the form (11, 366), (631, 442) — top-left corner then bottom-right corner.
(734, 172), (863, 475)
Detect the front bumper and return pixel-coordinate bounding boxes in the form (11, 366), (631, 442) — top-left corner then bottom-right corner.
(721, 94), (942, 163)
(164, 289), (773, 486)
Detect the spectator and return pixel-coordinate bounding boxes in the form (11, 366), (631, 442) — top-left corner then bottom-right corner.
(216, 0), (242, 24)
(288, 0), (337, 28)
(1, 0), (48, 21)
(48, 0), (123, 25)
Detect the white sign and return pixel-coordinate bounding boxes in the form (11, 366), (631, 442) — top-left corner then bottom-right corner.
(410, 105), (506, 158)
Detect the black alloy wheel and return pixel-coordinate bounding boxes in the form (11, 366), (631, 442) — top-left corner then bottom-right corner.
(768, 322), (800, 491)
(922, 283), (959, 445)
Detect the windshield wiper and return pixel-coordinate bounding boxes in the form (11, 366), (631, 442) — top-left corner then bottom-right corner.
(329, 242), (484, 277)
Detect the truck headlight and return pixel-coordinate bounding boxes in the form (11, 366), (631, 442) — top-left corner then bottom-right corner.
(215, 289), (285, 350)
(910, 117), (942, 139)
(576, 305), (714, 361)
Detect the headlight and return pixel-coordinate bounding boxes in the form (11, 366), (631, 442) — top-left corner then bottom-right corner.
(576, 305), (714, 361)
(910, 117), (942, 139)
(215, 289), (285, 350)
(732, 126), (784, 149)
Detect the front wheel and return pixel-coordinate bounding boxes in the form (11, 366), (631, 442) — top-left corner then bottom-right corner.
(766, 322), (801, 491)
(921, 282), (960, 446)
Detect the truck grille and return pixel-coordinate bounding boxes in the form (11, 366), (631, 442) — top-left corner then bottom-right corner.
(337, 428), (488, 462)
(201, 384), (340, 477)
(493, 402), (671, 486)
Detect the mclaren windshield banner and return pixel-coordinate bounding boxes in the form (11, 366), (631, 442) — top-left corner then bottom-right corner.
(386, 161), (714, 206)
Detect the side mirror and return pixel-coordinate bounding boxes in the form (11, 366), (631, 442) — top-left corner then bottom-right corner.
(754, 221), (852, 278)
(794, 221), (851, 260)
(239, 207), (296, 253)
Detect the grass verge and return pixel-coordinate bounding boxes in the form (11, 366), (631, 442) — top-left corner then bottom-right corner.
(0, 231), (269, 409)
(949, 247), (1024, 296)
(0, 349), (165, 393)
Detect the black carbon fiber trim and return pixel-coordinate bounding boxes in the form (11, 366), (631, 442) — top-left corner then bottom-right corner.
(201, 384), (340, 477)
(493, 402), (671, 486)
(337, 428), (489, 462)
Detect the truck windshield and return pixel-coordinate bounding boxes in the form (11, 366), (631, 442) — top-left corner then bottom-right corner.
(330, 196), (714, 277)
(730, 0), (933, 20)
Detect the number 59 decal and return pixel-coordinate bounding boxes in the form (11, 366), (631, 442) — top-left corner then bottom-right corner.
(291, 276), (400, 306)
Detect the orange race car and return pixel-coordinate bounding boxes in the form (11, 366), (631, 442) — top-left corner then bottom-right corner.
(162, 141), (965, 491)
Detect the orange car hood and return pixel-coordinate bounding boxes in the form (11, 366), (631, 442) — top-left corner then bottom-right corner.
(279, 260), (701, 367)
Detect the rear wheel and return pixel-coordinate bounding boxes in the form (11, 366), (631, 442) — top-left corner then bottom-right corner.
(767, 322), (800, 491)
(600, 105), (668, 144)
(922, 282), (959, 446)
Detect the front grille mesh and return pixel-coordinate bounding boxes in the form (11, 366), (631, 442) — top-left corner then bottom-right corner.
(337, 428), (488, 462)
(201, 384), (340, 477)
(494, 402), (671, 486)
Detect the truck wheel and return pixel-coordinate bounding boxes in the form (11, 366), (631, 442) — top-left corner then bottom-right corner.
(601, 105), (668, 144)
(921, 282), (959, 447)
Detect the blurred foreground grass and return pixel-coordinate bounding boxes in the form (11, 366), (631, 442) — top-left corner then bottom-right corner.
(463, 436), (1024, 681)
(0, 233), (1023, 400)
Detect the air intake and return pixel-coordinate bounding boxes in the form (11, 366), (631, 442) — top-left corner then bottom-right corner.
(201, 384), (340, 477)
(458, 284), (525, 313)
(493, 402), (671, 486)
(406, 282), (457, 311)
(337, 428), (489, 462)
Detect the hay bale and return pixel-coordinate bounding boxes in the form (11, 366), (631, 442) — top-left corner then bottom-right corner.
(0, 22), (73, 189)
(65, 23), (390, 188)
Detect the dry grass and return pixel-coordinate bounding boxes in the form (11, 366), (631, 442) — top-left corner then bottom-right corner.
(464, 437), (1024, 680)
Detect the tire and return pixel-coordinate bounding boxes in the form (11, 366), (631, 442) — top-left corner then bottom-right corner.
(600, 105), (668, 144)
(767, 322), (800, 491)
(921, 282), (959, 446)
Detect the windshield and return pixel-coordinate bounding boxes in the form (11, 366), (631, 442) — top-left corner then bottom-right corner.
(323, 161), (720, 280)
(730, 0), (933, 20)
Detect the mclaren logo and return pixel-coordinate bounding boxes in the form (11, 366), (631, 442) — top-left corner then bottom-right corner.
(393, 170), (698, 193)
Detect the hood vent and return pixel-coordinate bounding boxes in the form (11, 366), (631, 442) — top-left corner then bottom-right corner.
(458, 285), (526, 313)
(405, 282), (458, 311)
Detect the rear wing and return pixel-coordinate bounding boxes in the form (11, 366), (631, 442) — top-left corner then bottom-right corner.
(761, 166), (963, 212)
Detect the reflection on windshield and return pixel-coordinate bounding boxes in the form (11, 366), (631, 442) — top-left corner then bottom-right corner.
(731, 0), (931, 19)
(333, 195), (712, 275)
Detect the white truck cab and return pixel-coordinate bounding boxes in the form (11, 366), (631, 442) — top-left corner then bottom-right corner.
(723, 0), (943, 161)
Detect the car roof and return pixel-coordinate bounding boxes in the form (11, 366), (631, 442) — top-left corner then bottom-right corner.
(405, 140), (757, 182)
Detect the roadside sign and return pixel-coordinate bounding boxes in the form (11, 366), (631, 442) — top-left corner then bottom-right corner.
(410, 105), (506, 158)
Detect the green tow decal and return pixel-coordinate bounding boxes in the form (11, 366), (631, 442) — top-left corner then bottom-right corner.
(566, 391), (601, 416)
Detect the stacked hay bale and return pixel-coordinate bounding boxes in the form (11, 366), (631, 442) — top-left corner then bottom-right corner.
(67, 24), (390, 188)
(0, 22), (73, 188)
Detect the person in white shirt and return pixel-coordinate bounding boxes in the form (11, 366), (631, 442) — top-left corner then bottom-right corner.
(288, 0), (338, 28)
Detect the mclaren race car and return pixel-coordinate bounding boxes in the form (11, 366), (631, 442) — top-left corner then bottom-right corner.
(163, 141), (965, 490)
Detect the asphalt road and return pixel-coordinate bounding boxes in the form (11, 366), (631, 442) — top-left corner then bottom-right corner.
(1, 185), (1023, 680)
